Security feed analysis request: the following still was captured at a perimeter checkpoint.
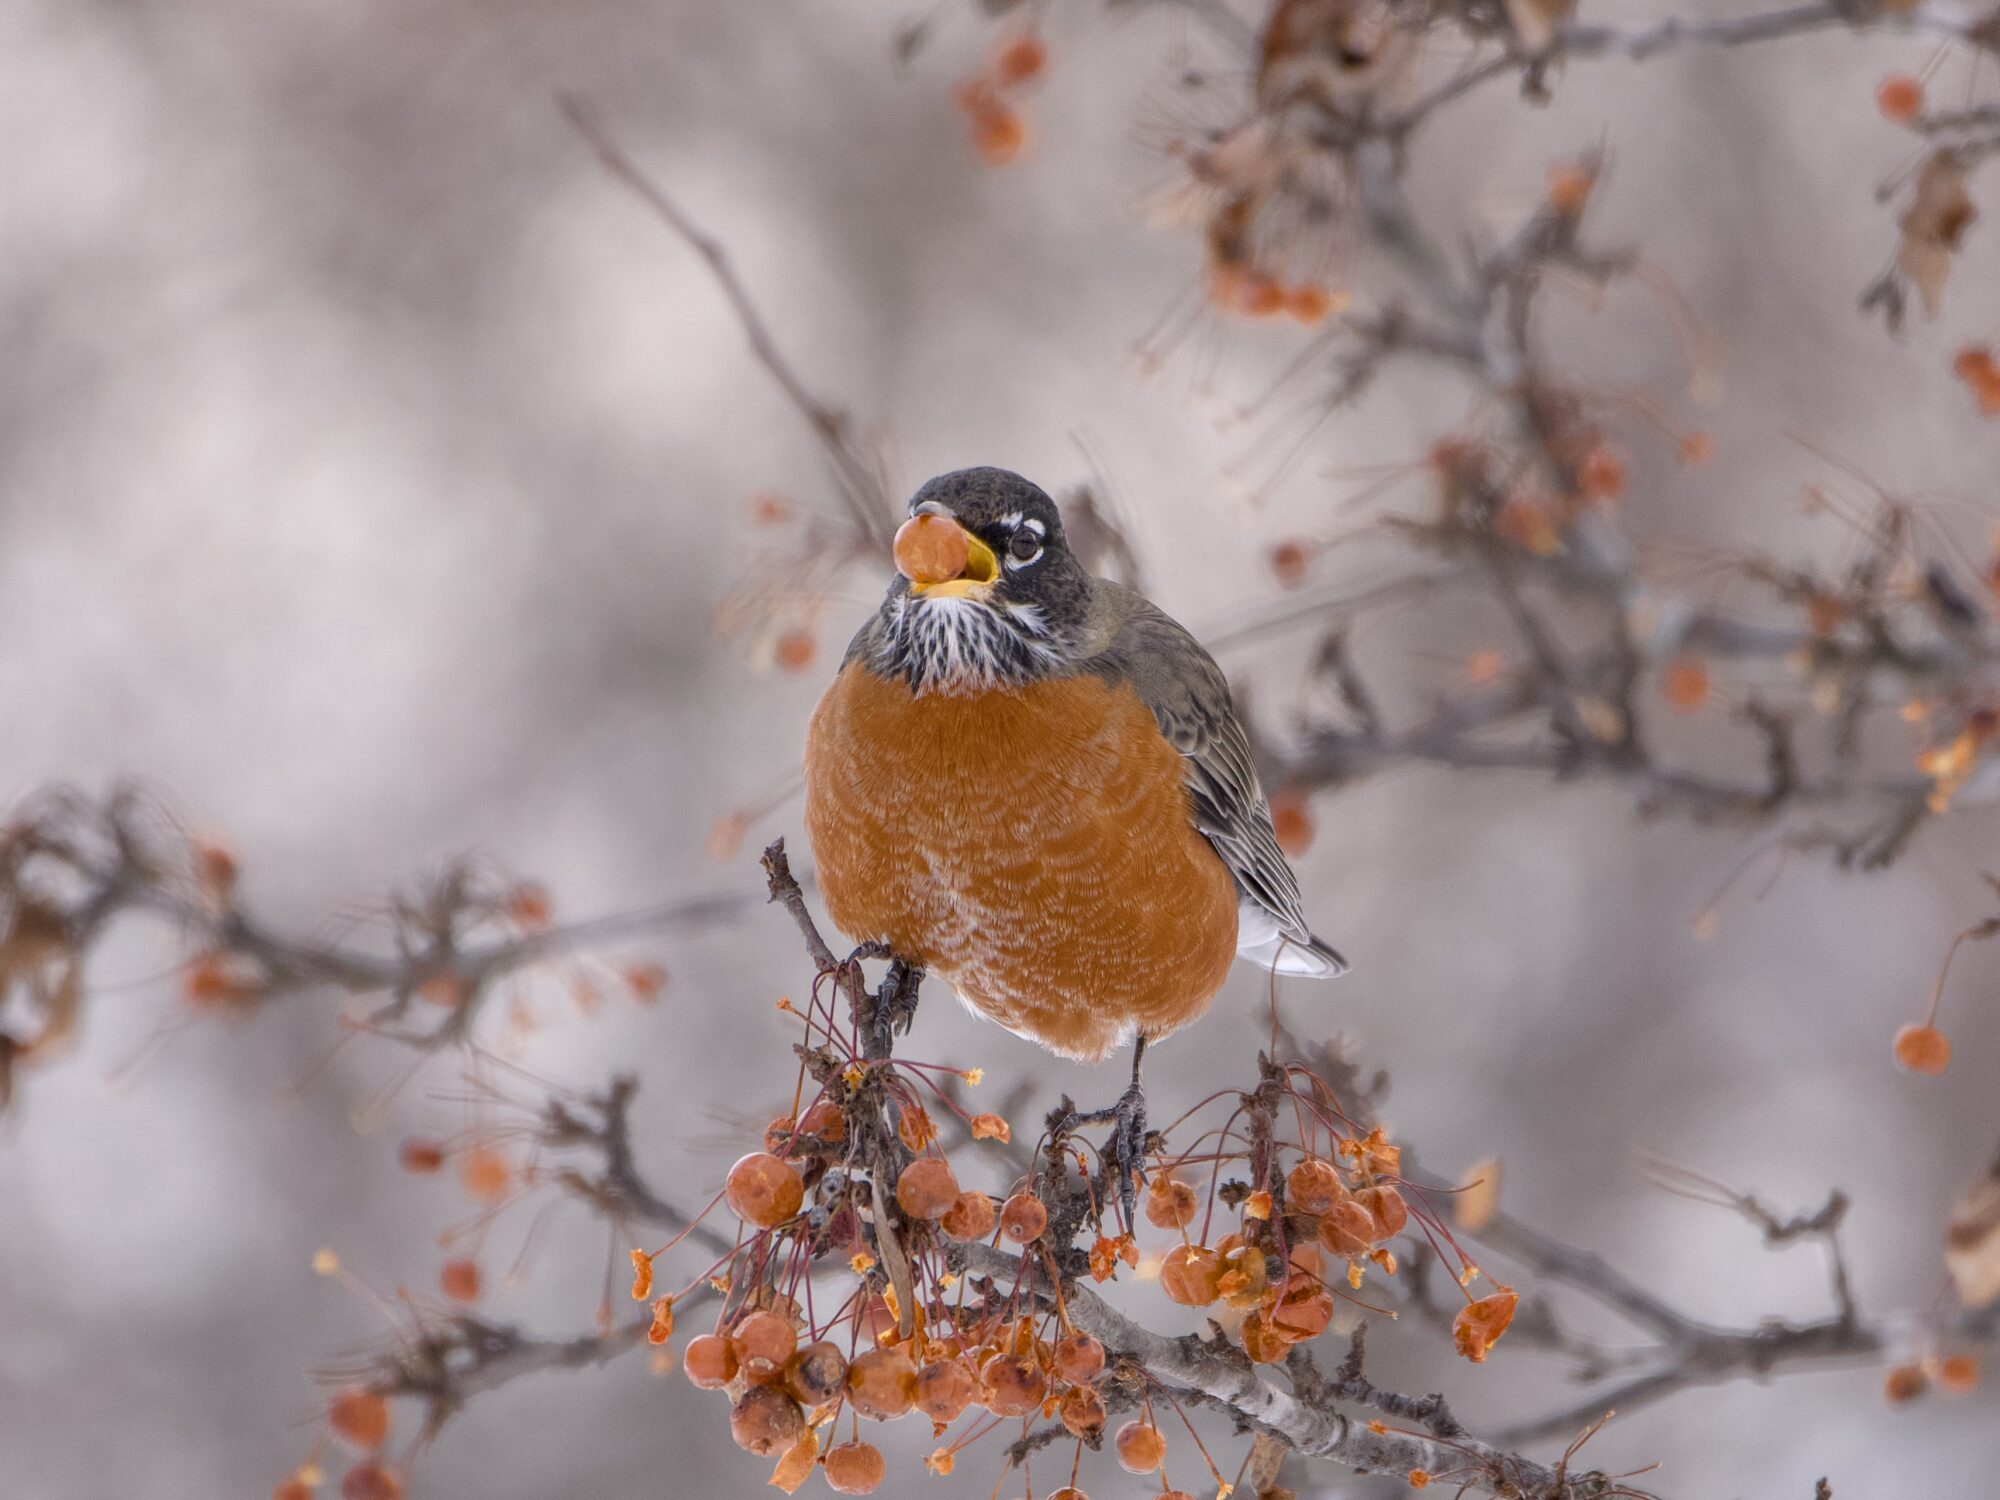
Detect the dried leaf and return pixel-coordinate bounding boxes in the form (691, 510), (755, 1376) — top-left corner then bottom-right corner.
(767, 1428), (819, 1494)
(1946, 1160), (2000, 1309)
(1898, 152), (1978, 318)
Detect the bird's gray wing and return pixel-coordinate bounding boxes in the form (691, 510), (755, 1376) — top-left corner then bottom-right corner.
(1083, 585), (1346, 977)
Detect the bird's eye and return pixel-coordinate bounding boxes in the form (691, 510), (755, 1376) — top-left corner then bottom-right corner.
(1008, 530), (1042, 564)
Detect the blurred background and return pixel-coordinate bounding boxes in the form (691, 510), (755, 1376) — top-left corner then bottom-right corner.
(2, 1), (1996, 1495)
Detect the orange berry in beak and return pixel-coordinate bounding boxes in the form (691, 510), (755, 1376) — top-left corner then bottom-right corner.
(894, 514), (970, 586)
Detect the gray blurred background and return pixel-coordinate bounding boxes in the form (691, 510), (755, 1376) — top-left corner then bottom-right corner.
(2, 1), (1996, 1496)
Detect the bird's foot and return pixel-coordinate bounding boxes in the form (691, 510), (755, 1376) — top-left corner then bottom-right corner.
(862, 958), (923, 1059)
(1064, 1083), (1149, 1228)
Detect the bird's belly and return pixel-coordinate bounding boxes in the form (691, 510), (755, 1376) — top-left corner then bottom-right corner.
(803, 663), (1238, 1061)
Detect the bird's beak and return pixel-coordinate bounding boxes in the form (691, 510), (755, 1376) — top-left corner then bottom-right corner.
(908, 525), (1000, 599)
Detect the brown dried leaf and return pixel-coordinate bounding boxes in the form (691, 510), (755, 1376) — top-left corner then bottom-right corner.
(1898, 152), (1978, 318)
(767, 1427), (819, 1494)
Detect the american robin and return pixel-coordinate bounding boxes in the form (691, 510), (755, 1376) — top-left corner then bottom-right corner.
(803, 467), (1344, 1189)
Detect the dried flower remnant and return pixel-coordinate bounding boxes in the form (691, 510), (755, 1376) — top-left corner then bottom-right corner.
(1452, 1288), (1519, 1363)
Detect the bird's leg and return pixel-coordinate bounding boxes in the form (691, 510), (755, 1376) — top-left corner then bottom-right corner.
(863, 958), (923, 1060)
(1065, 1037), (1149, 1227)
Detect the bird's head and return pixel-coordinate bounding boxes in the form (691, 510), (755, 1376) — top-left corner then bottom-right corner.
(867, 467), (1093, 694)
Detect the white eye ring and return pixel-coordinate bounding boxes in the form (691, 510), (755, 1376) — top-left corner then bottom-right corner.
(1005, 529), (1043, 569)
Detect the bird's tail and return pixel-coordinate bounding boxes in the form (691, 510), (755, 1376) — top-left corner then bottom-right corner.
(1239, 927), (1348, 979)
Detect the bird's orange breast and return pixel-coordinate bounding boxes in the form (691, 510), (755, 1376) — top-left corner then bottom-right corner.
(803, 662), (1239, 1062)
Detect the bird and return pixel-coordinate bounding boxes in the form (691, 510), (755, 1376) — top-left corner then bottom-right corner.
(803, 467), (1344, 1195)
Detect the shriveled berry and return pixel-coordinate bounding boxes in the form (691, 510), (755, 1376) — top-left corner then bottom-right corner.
(915, 1358), (977, 1423)
(1052, 1331), (1105, 1384)
(1353, 1184), (1408, 1240)
(725, 1151), (805, 1227)
(1114, 1419), (1167, 1474)
(1216, 1237), (1270, 1309)
(1273, 1278), (1335, 1339)
(1318, 1198), (1377, 1257)
(683, 1332), (739, 1389)
(798, 1098), (846, 1142)
(1145, 1176), (1199, 1230)
(1048, 1490), (1089, 1500)
(328, 1388), (390, 1450)
(1286, 1158), (1344, 1214)
(999, 1191), (1048, 1244)
(730, 1385), (807, 1455)
(785, 1341), (849, 1405)
(979, 1351), (1047, 1416)
(847, 1347), (919, 1419)
(941, 1190), (997, 1241)
(1058, 1383), (1107, 1438)
(1159, 1244), (1223, 1306)
(1241, 1308), (1292, 1364)
(1894, 1023), (1951, 1076)
(893, 514), (970, 586)
(895, 1158), (961, 1220)
(823, 1440), (887, 1495)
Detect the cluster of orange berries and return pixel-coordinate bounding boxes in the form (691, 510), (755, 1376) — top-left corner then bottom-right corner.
(654, 1115), (1209, 1497)
(395, 1134), (525, 1303)
(1142, 1134), (1515, 1368)
(1206, 262), (1342, 323)
(954, 32), (1047, 168)
(272, 1388), (403, 1500)
(1952, 346), (2000, 416)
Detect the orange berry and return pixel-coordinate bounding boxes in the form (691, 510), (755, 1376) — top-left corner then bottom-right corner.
(456, 1146), (513, 1204)
(1269, 539), (1313, 589)
(994, 34), (1047, 85)
(915, 1357), (977, 1422)
(328, 1388), (390, 1450)
(1241, 1308), (1293, 1364)
(1160, 1243), (1223, 1306)
(1954, 346), (1996, 383)
(504, 882), (552, 929)
(999, 1191), (1048, 1244)
(1546, 161), (1595, 216)
(1939, 1353), (1980, 1393)
(894, 1158), (960, 1220)
(730, 1309), (799, 1383)
(972, 104), (1028, 167)
(1577, 444), (1627, 503)
(1661, 655), (1711, 711)
(623, 962), (667, 1001)
(1053, 1331), (1105, 1384)
(273, 1480), (314, 1500)
(339, 1462), (403, 1500)
(772, 628), (816, 673)
(1145, 1175), (1199, 1230)
(439, 1258), (482, 1303)
(1269, 791), (1314, 857)
(848, 1347), (919, 1419)
(979, 1350), (1047, 1416)
(729, 1385), (807, 1456)
(1286, 284), (1336, 324)
(1059, 1382), (1108, 1437)
(941, 1190), (997, 1241)
(785, 1341), (849, 1405)
(745, 490), (793, 526)
(1678, 430), (1716, 465)
(683, 1332), (739, 1388)
(1884, 1362), (1929, 1403)
(893, 513), (970, 586)
(1893, 1023), (1951, 1076)
(397, 1138), (445, 1174)
(1286, 1158), (1345, 1214)
(1114, 1419), (1168, 1474)
(1273, 1278), (1335, 1338)
(1049, 1490), (1089, 1500)
(824, 1440), (887, 1495)
(1877, 73), (1925, 123)
(798, 1098), (845, 1142)
(725, 1151), (805, 1227)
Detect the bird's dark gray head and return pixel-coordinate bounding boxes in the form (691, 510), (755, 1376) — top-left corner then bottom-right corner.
(863, 467), (1095, 695)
